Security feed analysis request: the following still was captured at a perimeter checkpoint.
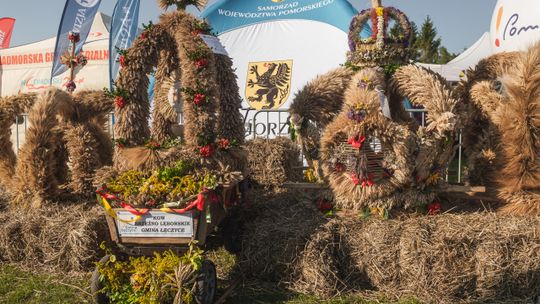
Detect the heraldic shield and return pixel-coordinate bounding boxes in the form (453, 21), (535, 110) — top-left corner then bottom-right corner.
(245, 59), (293, 110)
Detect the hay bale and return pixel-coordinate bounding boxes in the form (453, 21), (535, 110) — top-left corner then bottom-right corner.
(239, 190), (326, 282)
(0, 204), (109, 273)
(292, 213), (540, 303)
(244, 137), (303, 187)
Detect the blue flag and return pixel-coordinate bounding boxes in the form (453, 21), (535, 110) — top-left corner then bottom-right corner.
(109, 0), (140, 88)
(51, 0), (102, 79)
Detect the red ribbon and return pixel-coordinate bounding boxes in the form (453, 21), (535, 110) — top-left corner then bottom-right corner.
(96, 187), (150, 216)
(348, 135), (366, 149)
(96, 187), (219, 216)
(163, 190), (218, 214)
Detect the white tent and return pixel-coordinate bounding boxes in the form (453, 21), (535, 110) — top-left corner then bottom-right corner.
(418, 32), (492, 82)
(200, 0), (362, 112)
(0, 13), (111, 97)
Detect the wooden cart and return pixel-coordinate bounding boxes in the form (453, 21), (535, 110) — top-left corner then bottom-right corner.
(91, 184), (241, 304)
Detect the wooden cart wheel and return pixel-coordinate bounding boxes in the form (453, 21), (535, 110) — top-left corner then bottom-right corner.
(90, 255), (110, 304)
(193, 260), (217, 304)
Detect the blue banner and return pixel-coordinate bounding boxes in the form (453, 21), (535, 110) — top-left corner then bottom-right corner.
(200, 0), (359, 34)
(51, 0), (102, 79)
(109, 0), (140, 88)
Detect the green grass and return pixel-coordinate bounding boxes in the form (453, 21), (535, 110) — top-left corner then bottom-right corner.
(0, 264), (422, 304)
(226, 285), (423, 304)
(0, 265), (90, 304)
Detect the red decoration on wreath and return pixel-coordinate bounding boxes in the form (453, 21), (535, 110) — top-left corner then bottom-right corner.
(217, 138), (230, 150)
(361, 175), (375, 188)
(119, 55), (126, 67)
(193, 93), (206, 106)
(200, 144), (215, 158)
(316, 198), (333, 213)
(427, 201), (441, 215)
(139, 32), (146, 40)
(115, 96), (126, 108)
(115, 138), (127, 149)
(351, 173), (375, 188)
(195, 58), (208, 69)
(192, 29), (202, 36)
(145, 140), (161, 150)
(348, 135), (366, 149)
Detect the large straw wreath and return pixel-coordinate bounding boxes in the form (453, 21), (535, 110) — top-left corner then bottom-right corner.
(320, 68), (417, 210)
(112, 9), (244, 171)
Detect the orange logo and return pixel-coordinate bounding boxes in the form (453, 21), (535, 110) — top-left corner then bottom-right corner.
(495, 6), (504, 47)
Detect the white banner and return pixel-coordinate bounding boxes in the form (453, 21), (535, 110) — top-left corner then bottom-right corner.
(491, 0), (540, 53)
(200, 34), (228, 55)
(116, 211), (194, 238)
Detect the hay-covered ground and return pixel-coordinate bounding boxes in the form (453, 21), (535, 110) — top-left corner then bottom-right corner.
(0, 188), (538, 303)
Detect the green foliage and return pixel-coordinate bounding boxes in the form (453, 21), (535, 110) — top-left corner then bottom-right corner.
(156, 160), (193, 182)
(382, 63), (402, 77)
(105, 160), (217, 206)
(390, 21), (419, 61)
(415, 16), (441, 64)
(414, 16), (460, 64)
(107, 170), (146, 199)
(180, 242), (205, 271)
(97, 245), (204, 304)
(437, 46), (458, 64)
(103, 86), (129, 99)
(142, 21), (154, 31)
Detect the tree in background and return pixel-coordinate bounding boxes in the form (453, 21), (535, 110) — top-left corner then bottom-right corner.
(389, 15), (458, 64)
(438, 46), (457, 64)
(415, 16), (458, 64)
(415, 16), (441, 64)
(390, 21), (419, 61)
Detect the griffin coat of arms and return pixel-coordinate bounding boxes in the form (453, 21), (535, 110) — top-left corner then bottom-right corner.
(246, 60), (293, 110)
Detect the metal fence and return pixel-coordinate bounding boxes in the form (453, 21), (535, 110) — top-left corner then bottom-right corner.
(9, 108), (465, 182)
(247, 108), (465, 183)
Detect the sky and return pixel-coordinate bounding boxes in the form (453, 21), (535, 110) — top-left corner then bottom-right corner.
(2, 0), (497, 54)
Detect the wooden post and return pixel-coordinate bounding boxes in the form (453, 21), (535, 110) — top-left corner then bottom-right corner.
(69, 40), (75, 87)
(371, 0), (382, 8)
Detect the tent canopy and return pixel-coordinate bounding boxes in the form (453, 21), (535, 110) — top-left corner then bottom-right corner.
(0, 13), (111, 97)
(200, 0), (367, 113)
(418, 32), (492, 82)
(201, 0), (360, 34)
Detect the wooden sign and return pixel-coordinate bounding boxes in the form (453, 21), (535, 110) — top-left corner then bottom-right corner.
(116, 211), (194, 238)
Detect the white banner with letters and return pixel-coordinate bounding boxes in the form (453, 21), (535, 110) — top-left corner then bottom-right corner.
(116, 211), (194, 238)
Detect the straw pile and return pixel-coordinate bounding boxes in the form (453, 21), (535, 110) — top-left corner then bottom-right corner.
(293, 213), (540, 302)
(244, 137), (303, 187)
(239, 194), (540, 303)
(0, 204), (109, 273)
(238, 189), (326, 282)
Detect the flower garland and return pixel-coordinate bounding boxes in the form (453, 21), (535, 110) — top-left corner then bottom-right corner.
(104, 86), (129, 109)
(60, 52), (87, 69)
(347, 6), (412, 67)
(115, 138), (128, 149)
(347, 103), (368, 122)
(181, 86), (209, 106)
(61, 32), (88, 93)
(115, 48), (128, 68)
(186, 47), (210, 69)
